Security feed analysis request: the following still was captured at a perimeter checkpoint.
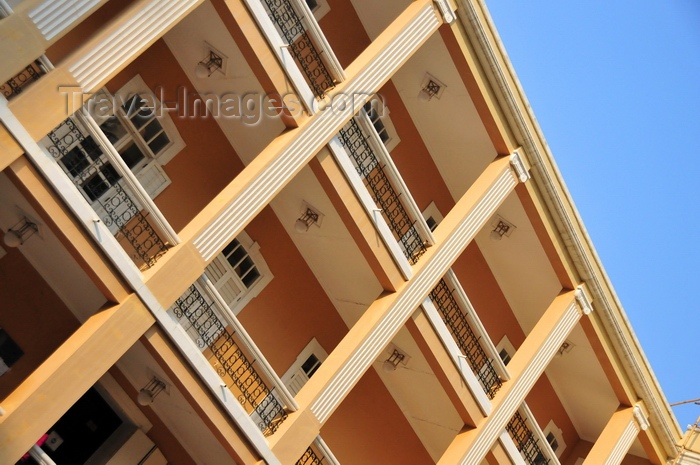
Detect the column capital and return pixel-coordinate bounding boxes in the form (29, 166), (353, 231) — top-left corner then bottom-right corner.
(433, 0), (456, 24)
(509, 148), (530, 183)
(575, 285), (594, 315)
(633, 405), (650, 431)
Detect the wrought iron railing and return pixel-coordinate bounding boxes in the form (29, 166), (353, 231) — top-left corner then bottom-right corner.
(44, 117), (168, 269)
(296, 446), (325, 465)
(338, 118), (427, 263)
(1, 59), (47, 100)
(506, 411), (550, 465)
(429, 278), (502, 398)
(172, 284), (287, 435)
(260, 0), (335, 98)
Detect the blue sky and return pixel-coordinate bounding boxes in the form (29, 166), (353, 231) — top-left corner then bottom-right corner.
(485, 1), (700, 429)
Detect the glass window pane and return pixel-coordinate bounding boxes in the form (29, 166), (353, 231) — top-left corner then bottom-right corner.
(82, 173), (109, 201)
(119, 142), (145, 169)
(148, 132), (170, 155)
(99, 116), (127, 144)
(61, 147), (89, 177)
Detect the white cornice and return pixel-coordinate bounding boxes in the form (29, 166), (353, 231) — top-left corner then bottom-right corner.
(455, 0), (681, 458)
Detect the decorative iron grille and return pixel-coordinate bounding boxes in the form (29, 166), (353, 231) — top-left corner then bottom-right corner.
(338, 118), (427, 263)
(296, 446), (325, 465)
(45, 117), (168, 268)
(261, 0), (335, 98)
(172, 284), (287, 435)
(0, 60), (46, 99)
(429, 278), (502, 398)
(506, 411), (550, 465)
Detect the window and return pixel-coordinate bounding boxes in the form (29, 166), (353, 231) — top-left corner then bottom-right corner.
(422, 201), (443, 232)
(90, 75), (184, 198)
(281, 338), (328, 396)
(497, 335), (515, 366)
(0, 328), (23, 376)
(363, 98), (400, 152)
(205, 231), (272, 314)
(543, 420), (566, 458)
(305, 0), (330, 20)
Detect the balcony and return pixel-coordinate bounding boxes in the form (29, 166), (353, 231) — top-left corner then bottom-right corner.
(428, 276), (502, 399)
(0, 58), (48, 100)
(296, 437), (339, 465)
(506, 407), (556, 465)
(40, 114), (173, 270)
(336, 114), (430, 266)
(169, 279), (288, 436)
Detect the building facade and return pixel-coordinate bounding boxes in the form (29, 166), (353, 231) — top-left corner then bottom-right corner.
(0, 0), (685, 464)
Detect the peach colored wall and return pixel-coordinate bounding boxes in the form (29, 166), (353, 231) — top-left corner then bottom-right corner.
(525, 376), (579, 464)
(453, 243), (525, 349)
(453, 243), (580, 461)
(319, 0), (371, 68)
(238, 208), (432, 463)
(236, 206), (347, 371)
(46, 0), (140, 65)
(322, 369), (434, 465)
(105, 40), (246, 232)
(379, 81), (456, 215)
(0, 237), (80, 400)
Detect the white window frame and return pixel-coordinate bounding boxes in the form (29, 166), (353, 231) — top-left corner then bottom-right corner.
(204, 231), (273, 315)
(91, 74), (185, 167)
(281, 338), (328, 396)
(497, 335), (515, 366)
(363, 97), (400, 152)
(543, 419), (566, 458)
(305, 0), (330, 21)
(422, 201), (443, 232)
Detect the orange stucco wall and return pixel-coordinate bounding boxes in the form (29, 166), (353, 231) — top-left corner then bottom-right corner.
(378, 81), (455, 215)
(105, 40), (246, 232)
(236, 206), (346, 371)
(318, 0), (371, 69)
(238, 207), (433, 463)
(453, 242), (580, 460)
(0, 237), (80, 400)
(322, 369), (434, 465)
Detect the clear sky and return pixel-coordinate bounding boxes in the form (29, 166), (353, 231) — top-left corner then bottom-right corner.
(484, 1), (700, 429)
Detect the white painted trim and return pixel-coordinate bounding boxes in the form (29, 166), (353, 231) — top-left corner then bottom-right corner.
(313, 435), (341, 465)
(327, 135), (412, 279)
(356, 110), (434, 246)
(445, 269), (509, 381)
(192, 2), (442, 263)
(542, 418), (566, 459)
(67, 0), (202, 91)
(105, 74), (186, 166)
(310, 161), (518, 423)
(521, 403), (560, 464)
(28, 0), (102, 41)
(499, 430), (527, 465)
(243, 0), (317, 114)
(0, 97), (282, 465)
(421, 297), (491, 415)
(291, 0), (345, 82)
(421, 201), (443, 230)
(280, 337), (328, 395)
(198, 275), (298, 410)
(77, 109), (180, 245)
